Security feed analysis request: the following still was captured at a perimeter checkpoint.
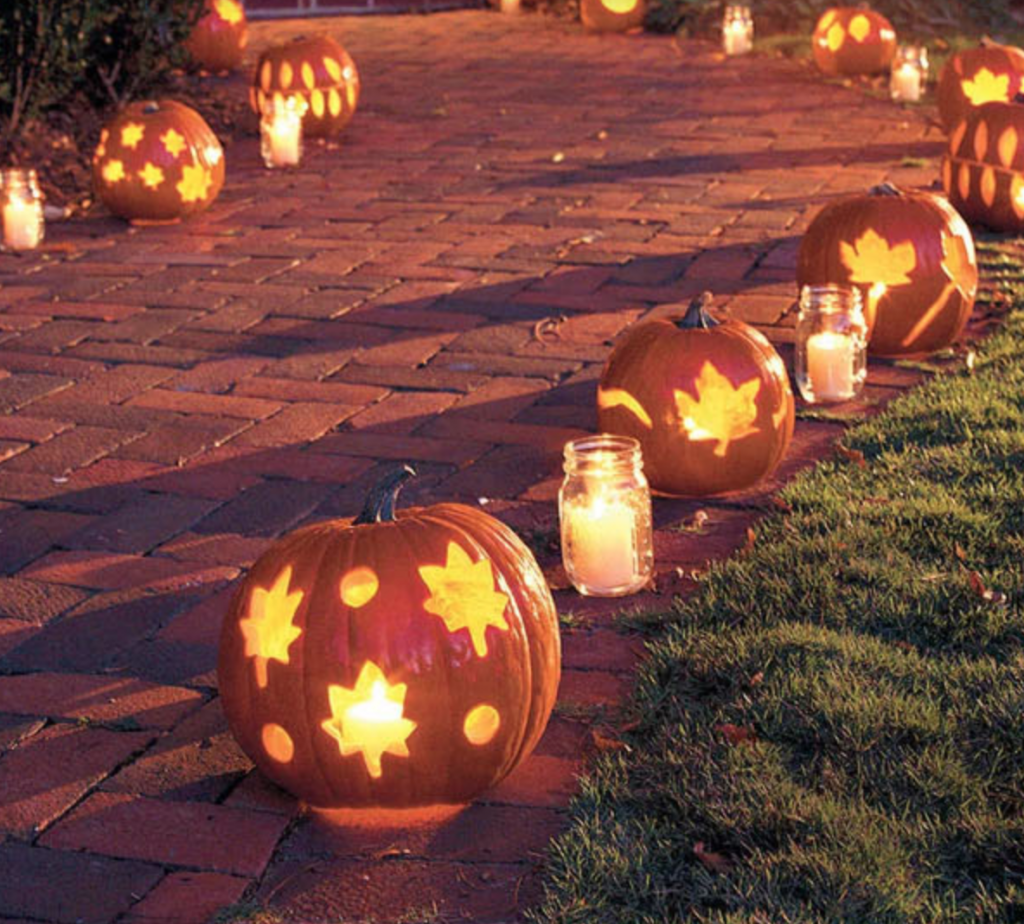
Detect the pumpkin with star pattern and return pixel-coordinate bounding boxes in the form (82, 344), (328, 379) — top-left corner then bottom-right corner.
(92, 100), (225, 223)
(217, 467), (561, 808)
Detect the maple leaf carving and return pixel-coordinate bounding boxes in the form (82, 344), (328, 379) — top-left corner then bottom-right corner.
(674, 361), (762, 457)
(321, 660), (417, 779)
(239, 565), (304, 688)
(962, 68), (1011, 107)
(839, 228), (917, 286)
(177, 163), (213, 203)
(419, 541), (509, 658)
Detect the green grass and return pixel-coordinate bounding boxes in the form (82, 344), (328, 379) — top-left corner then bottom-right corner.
(529, 249), (1024, 923)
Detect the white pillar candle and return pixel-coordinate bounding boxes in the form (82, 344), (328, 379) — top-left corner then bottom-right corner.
(501, 0), (521, 13)
(723, 21), (753, 55)
(891, 63), (922, 102)
(806, 330), (856, 401)
(566, 493), (637, 591)
(267, 114), (301, 167)
(3, 196), (42, 251)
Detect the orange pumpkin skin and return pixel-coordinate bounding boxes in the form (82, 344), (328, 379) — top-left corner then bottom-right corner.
(597, 295), (794, 497)
(797, 185), (978, 357)
(943, 99), (1024, 233)
(580, 0), (645, 34)
(92, 100), (225, 223)
(936, 42), (1024, 134)
(811, 7), (896, 76)
(217, 468), (561, 809)
(186, 0), (248, 72)
(250, 36), (359, 138)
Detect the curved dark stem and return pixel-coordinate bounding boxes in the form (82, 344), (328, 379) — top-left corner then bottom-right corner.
(354, 464), (417, 524)
(869, 182), (903, 197)
(674, 291), (718, 330)
(1014, 93), (1024, 106)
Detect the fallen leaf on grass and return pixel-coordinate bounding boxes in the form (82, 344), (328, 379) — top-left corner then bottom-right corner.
(954, 543), (968, 563)
(835, 443), (867, 468)
(717, 723), (757, 746)
(590, 728), (631, 753)
(693, 841), (734, 874)
(968, 570), (1007, 605)
(742, 527), (757, 552)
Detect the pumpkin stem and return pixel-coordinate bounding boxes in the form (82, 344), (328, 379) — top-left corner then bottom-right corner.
(1014, 93), (1024, 105)
(142, 102), (159, 114)
(869, 182), (903, 197)
(674, 291), (718, 330)
(354, 464), (417, 525)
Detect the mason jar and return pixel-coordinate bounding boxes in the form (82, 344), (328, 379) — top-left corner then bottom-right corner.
(795, 284), (868, 404)
(559, 434), (654, 597)
(723, 5), (754, 56)
(1, 168), (44, 252)
(260, 95), (304, 169)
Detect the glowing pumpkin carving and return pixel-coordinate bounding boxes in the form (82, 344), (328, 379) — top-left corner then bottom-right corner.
(186, 0), (248, 72)
(812, 7), (896, 76)
(250, 36), (359, 138)
(92, 100), (225, 223)
(937, 41), (1024, 134)
(597, 293), (794, 497)
(580, 0), (645, 34)
(797, 184), (978, 357)
(943, 97), (1024, 232)
(217, 467), (561, 808)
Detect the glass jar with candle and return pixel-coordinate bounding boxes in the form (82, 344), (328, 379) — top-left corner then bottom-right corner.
(795, 284), (868, 404)
(559, 434), (654, 597)
(260, 95), (305, 169)
(722, 5), (754, 56)
(1, 168), (44, 252)
(890, 45), (928, 102)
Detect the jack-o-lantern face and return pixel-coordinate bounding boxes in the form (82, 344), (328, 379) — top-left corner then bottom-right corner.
(597, 293), (795, 497)
(186, 0), (247, 72)
(937, 42), (1024, 133)
(943, 98), (1024, 233)
(250, 35), (359, 138)
(92, 100), (225, 223)
(812, 7), (896, 76)
(580, 0), (645, 33)
(217, 467), (561, 809)
(797, 184), (978, 357)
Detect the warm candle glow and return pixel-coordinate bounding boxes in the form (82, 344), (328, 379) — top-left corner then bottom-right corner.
(806, 331), (856, 402)
(500, 0), (521, 13)
(566, 492), (638, 591)
(2, 195), (42, 251)
(891, 63), (922, 102)
(261, 98), (305, 169)
(722, 6), (753, 56)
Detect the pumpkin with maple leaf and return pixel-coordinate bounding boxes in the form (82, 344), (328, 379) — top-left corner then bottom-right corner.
(811, 7), (896, 77)
(217, 466), (560, 808)
(943, 96), (1024, 233)
(597, 293), (795, 497)
(797, 184), (978, 357)
(92, 100), (225, 223)
(937, 40), (1024, 134)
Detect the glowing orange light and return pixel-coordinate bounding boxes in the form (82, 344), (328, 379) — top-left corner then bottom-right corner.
(419, 541), (509, 658)
(826, 23), (845, 53)
(962, 68), (1011, 106)
(840, 228), (916, 286)
(324, 57), (343, 81)
(340, 567), (379, 608)
(463, 704), (501, 745)
(102, 160), (126, 184)
(302, 62), (316, 91)
(239, 565), (303, 688)
(998, 125), (1018, 168)
(847, 14), (871, 42)
(213, 0), (244, 24)
(121, 123), (145, 149)
(674, 362), (762, 457)
(321, 661), (417, 779)
(138, 162), (165, 190)
(177, 163), (213, 203)
(262, 723), (295, 762)
(601, 0), (639, 11)
(597, 387), (653, 429)
(162, 129), (187, 159)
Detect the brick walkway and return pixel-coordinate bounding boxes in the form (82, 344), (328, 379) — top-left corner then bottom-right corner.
(0, 11), (955, 924)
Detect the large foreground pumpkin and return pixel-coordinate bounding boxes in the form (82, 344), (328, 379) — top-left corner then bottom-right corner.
(797, 184), (978, 357)
(218, 468), (561, 808)
(597, 293), (794, 497)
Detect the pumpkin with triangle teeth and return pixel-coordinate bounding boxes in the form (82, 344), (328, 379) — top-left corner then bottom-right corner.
(250, 35), (359, 138)
(812, 7), (896, 76)
(797, 184), (978, 357)
(217, 467), (560, 808)
(936, 40), (1024, 134)
(596, 293), (794, 497)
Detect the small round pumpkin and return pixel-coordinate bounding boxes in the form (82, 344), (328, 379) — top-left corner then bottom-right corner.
(580, 0), (645, 33)
(92, 100), (224, 223)
(597, 293), (794, 497)
(811, 7), (896, 76)
(936, 40), (1024, 134)
(218, 467), (561, 809)
(250, 35), (359, 138)
(797, 184), (978, 357)
(186, 0), (248, 72)
(943, 97), (1024, 232)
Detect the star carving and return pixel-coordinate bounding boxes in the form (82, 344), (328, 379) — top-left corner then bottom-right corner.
(101, 160), (126, 184)
(120, 123), (145, 149)
(177, 163), (213, 203)
(321, 660), (417, 779)
(138, 162), (165, 190)
(419, 541), (509, 658)
(674, 361), (762, 457)
(161, 128), (187, 159)
(239, 565), (304, 688)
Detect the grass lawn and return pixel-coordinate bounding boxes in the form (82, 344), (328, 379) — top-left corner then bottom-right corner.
(530, 241), (1024, 923)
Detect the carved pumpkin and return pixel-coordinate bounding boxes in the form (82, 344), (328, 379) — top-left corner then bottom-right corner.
(218, 467), (561, 809)
(797, 184), (978, 357)
(936, 41), (1024, 134)
(596, 293), (794, 497)
(250, 36), (359, 138)
(92, 100), (225, 223)
(812, 7), (896, 76)
(186, 0), (248, 72)
(580, 0), (645, 33)
(943, 97), (1024, 232)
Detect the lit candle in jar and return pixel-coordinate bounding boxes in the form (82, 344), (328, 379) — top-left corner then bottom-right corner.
(722, 5), (753, 56)
(891, 63), (922, 102)
(260, 97), (304, 169)
(501, 0), (521, 13)
(1, 168), (44, 252)
(566, 492), (638, 591)
(805, 330), (856, 401)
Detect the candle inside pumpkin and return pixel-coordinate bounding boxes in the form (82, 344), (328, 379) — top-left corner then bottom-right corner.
(806, 330), (856, 401)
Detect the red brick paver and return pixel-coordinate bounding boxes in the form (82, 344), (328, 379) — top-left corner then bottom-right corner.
(0, 9), (963, 923)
